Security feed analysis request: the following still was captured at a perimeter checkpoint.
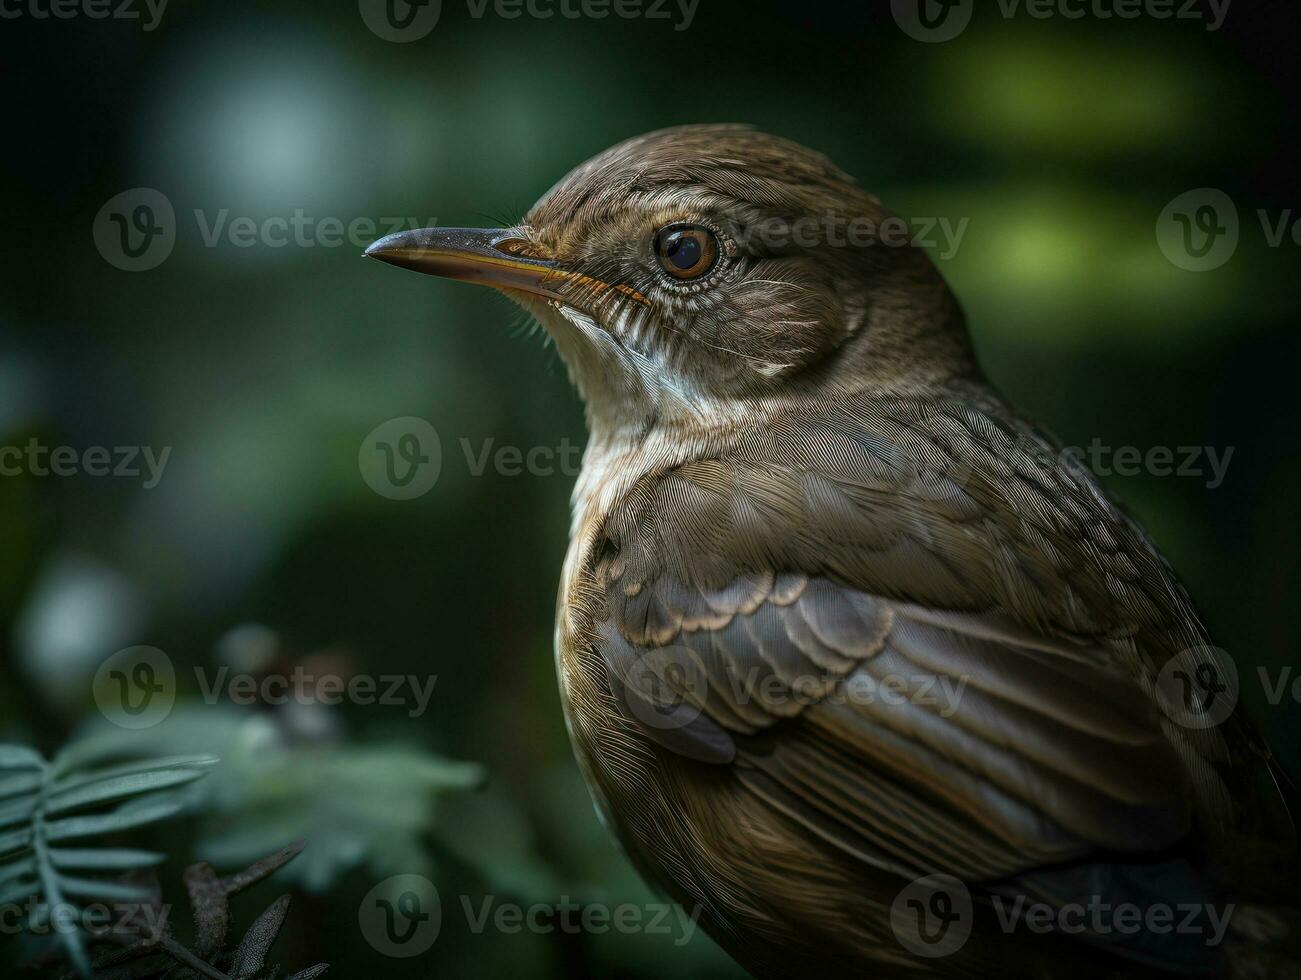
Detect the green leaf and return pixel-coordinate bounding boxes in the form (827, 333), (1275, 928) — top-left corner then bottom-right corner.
(0, 877), (38, 907)
(0, 771), (42, 801)
(0, 745), (46, 771)
(0, 854), (36, 887)
(195, 743), (484, 891)
(44, 795), (187, 842)
(47, 847), (166, 870)
(0, 792), (39, 830)
(0, 741), (213, 978)
(48, 754), (219, 798)
(56, 874), (156, 903)
(46, 763), (215, 815)
(0, 825), (33, 856)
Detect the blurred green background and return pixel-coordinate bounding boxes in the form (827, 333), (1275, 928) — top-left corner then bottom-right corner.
(2, 0), (1299, 976)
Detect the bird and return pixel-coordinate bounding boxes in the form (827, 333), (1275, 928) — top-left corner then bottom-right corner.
(365, 125), (1298, 978)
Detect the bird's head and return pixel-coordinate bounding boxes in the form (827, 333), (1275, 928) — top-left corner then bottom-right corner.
(367, 125), (974, 440)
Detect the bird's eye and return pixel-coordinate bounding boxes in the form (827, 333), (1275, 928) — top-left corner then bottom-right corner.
(653, 224), (719, 280)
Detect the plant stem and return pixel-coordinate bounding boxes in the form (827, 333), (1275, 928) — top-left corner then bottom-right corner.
(159, 936), (233, 980)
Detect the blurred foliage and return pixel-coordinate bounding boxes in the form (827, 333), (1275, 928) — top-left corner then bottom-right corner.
(71, 707), (485, 893)
(3, 0), (1300, 977)
(18, 835), (329, 980)
(0, 744), (215, 975)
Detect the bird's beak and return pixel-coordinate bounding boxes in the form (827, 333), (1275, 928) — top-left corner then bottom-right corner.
(364, 227), (567, 301)
(366, 226), (650, 310)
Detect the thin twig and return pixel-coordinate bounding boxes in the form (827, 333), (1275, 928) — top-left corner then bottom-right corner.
(157, 937), (231, 980)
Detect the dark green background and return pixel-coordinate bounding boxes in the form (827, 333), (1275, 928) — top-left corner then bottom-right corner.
(2, 0), (1298, 976)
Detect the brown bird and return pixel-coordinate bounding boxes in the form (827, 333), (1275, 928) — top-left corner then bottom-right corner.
(366, 125), (1298, 977)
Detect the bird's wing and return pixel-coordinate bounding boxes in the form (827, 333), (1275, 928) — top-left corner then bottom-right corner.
(592, 395), (1289, 884)
(600, 573), (1190, 877)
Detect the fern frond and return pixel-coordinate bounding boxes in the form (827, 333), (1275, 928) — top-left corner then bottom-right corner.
(0, 744), (216, 978)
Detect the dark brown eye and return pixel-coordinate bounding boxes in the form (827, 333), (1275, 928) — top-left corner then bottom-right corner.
(653, 224), (719, 280)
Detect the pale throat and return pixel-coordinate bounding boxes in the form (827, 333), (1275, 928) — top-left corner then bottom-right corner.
(522, 299), (754, 537)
